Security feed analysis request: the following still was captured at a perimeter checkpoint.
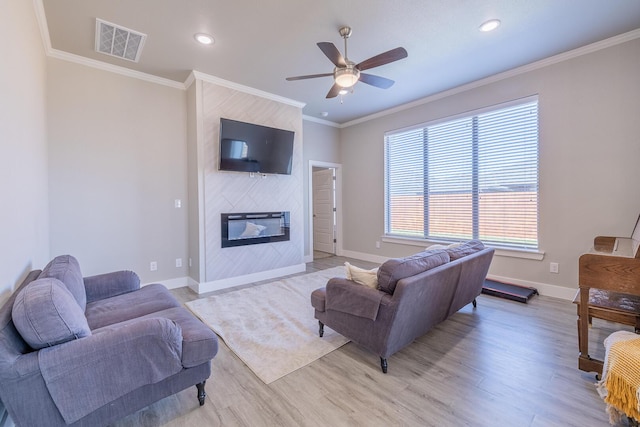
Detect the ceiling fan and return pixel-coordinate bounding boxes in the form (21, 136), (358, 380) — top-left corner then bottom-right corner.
(286, 26), (408, 99)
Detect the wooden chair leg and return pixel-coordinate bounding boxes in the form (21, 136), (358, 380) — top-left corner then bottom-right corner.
(196, 381), (206, 406)
(380, 357), (388, 374)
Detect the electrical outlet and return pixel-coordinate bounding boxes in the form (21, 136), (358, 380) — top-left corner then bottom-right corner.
(174, 199), (181, 208)
(375, 241), (381, 249)
(550, 262), (559, 274)
(150, 261), (157, 271)
(176, 258), (182, 268)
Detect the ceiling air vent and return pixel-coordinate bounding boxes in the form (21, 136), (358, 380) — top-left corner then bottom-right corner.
(95, 19), (146, 62)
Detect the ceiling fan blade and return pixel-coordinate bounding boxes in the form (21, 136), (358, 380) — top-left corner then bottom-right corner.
(359, 73), (395, 89)
(317, 42), (346, 67)
(326, 83), (342, 99)
(286, 73), (333, 81)
(356, 47), (408, 71)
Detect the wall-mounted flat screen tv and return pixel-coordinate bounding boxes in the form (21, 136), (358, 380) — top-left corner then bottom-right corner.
(219, 118), (295, 175)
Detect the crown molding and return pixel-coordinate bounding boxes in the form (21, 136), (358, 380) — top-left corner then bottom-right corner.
(341, 28), (640, 128)
(188, 70), (305, 108)
(34, 1), (184, 89)
(302, 115), (340, 127)
(33, 0), (51, 53)
(48, 49), (186, 89)
(33, 0), (639, 127)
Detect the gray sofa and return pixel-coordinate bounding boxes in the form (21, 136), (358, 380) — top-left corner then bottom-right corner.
(311, 240), (494, 373)
(0, 255), (218, 426)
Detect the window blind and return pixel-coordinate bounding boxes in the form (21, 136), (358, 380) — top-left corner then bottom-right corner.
(384, 99), (539, 249)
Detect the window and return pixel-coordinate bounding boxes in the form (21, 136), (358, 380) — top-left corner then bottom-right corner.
(384, 98), (538, 249)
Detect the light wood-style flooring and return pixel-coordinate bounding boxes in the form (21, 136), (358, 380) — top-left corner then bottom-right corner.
(112, 256), (634, 427)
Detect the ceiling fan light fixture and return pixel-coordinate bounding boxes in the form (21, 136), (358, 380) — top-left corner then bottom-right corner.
(479, 19), (501, 32)
(334, 67), (360, 88)
(194, 33), (214, 45)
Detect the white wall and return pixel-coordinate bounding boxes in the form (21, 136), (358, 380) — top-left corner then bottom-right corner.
(46, 59), (189, 284)
(302, 120), (341, 257)
(0, 0), (49, 302)
(339, 38), (640, 295)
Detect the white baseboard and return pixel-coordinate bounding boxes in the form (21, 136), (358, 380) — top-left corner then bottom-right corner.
(141, 276), (189, 290)
(191, 263), (307, 294)
(341, 250), (577, 301)
(340, 249), (390, 265)
(304, 254), (313, 263)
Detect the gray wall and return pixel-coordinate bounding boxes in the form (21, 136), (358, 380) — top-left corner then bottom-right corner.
(302, 120), (341, 257)
(339, 38), (640, 293)
(3, 0), (639, 300)
(0, 0), (49, 302)
(46, 59), (189, 284)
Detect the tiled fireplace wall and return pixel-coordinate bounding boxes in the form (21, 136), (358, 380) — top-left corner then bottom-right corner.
(201, 81), (304, 282)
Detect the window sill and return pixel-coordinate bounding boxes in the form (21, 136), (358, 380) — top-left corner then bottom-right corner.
(381, 235), (545, 261)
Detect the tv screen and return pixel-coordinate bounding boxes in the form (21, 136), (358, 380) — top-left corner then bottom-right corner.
(219, 118), (294, 175)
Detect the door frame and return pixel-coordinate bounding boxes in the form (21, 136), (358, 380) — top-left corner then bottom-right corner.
(308, 160), (343, 259)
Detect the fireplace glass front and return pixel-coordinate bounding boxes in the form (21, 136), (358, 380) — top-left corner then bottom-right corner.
(221, 212), (290, 248)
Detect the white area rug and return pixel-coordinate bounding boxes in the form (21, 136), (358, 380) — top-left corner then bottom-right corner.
(185, 266), (349, 384)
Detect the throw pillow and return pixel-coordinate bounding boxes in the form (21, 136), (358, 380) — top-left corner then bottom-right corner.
(240, 222), (267, 237)
(377, 249), (450, 294)
(344, 262), (379, 289)
(446, 240), (485, 260)
(39, 254), (87, 311)
(12, 278), (91, 350)
(426, 244), (446, 250)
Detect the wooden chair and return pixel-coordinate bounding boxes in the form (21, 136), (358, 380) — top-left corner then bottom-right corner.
(577, 230), (640, 375)
(574, 288), (640, 374)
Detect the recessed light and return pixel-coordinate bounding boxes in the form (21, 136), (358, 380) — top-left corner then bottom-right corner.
(194, 33), (214, 45)
(479, 19), (501, 32)
(320, 112), (329, 117)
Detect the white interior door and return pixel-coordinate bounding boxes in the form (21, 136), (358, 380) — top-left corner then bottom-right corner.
(313, 168), (335, 254)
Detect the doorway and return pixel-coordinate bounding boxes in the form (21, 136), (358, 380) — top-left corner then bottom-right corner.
(309, 161), (342, 260)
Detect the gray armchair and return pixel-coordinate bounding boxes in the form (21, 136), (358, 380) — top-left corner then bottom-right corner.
(0, 255), (218, 426)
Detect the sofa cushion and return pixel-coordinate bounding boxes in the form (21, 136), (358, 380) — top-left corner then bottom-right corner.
(92, 306), (218, 368)
(377, 249), (450, 294)
(12, 278), (91, 349)
(446, 240), (485, 260)
(326, 278), (385, 320)
(39, 255), (87, 311)
(85, 283), (180, 330)
(344, 262), (379, 289)
(143, 307), (218, 368)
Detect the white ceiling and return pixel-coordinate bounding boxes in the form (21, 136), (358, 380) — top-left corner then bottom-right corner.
(41, 0), (640, 125)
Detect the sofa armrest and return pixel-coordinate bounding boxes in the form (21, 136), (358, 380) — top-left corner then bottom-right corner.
(326, 278), (385, 320)
(84, 270), (140, 303)
(39, 317), (183, 424)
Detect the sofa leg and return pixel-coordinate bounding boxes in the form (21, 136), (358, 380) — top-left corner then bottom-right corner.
(196, 381), (206, 406)
(318, 321), (324, 337)
(380, 357), (388, 374)
(472, 298), (477, 308)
